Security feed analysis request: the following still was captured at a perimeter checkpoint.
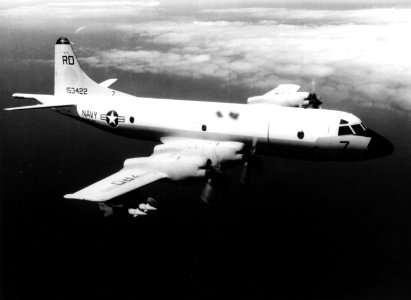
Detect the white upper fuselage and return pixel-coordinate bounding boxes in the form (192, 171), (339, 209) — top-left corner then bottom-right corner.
(54, 93), (372, 161)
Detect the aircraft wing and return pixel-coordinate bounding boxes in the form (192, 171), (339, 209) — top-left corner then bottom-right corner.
(64, 138), (244, 202)
(64, 167), (167, 202)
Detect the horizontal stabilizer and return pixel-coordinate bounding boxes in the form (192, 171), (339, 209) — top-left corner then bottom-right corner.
(12, 93), (55, 101)
(99, 79), (118, 88)
(4, 103), (76, 111)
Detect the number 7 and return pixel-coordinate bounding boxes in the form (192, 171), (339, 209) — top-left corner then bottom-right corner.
(340, 141), (350, 150)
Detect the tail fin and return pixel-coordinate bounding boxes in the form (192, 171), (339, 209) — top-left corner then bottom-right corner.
(55, 37), (112, 96)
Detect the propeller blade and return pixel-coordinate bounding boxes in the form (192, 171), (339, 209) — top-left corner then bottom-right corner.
(240, 138), (261, 185)
(200, 169), (231, 205)
(311, 78), (317, 93)
(309, 79), (323, 108)
(240, 157), (263, 185)
(310, 94), (322, 108)
(240, 161), (251, 185)
(200, 178), (214, 205)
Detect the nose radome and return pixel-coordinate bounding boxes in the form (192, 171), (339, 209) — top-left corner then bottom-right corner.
(366, 130), (394, 159)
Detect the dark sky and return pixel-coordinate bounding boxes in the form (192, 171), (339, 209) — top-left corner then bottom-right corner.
(1, 1), (411, 299)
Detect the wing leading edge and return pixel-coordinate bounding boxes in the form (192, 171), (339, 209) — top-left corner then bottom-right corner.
(64, 168), (167, 202)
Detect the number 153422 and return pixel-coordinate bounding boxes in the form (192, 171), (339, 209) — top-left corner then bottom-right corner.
(66, 87), (88, 95)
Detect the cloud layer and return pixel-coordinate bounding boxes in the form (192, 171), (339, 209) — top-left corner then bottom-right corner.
(77, 7), (411, 110)
(0, 1), (160, 23)
(2, 1), (411, 110)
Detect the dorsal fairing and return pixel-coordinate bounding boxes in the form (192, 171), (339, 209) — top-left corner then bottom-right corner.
(54, 37), (115, 97)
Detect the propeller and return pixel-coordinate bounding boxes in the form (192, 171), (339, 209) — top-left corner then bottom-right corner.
(200, 139), (263, 204)
(240, 138), (263, 186)
(200, 164), (231, 205)
(200, 177), (215, 205)
(303, 78), (323, 109)
(306, 92), (323, 109)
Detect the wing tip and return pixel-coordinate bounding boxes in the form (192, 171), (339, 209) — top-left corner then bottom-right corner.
(64, 193), (79, 200)
(64, 193), (108, 202)
(12, 93), (34, 99)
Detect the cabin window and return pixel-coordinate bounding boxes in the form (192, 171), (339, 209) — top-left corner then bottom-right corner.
(297, 131), (304, 139)
(202, 125), (207, 131)
(129, 116), (134, 123)
(338, 126), (353, 136)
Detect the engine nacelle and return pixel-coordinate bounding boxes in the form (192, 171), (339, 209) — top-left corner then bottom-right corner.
(123, 140), (245, 181)
(247, 91), (309, 107)
(247, 92), (322, 108)
(124, 153), (208, 181)
(154, 139), (244, 167)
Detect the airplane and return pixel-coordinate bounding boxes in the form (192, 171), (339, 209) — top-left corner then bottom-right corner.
(5, 37), (394, 216)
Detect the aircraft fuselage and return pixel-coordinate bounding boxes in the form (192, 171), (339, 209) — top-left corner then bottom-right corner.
(56, 95), (392, 161)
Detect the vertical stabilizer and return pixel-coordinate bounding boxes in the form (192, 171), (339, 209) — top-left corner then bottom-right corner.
(54, 37), (112, 96)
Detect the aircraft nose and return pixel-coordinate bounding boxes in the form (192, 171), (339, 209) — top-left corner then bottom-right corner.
(366, 130), (394, 159)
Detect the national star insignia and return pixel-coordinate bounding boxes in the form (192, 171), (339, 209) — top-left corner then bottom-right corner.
(100, 110), (125, 128)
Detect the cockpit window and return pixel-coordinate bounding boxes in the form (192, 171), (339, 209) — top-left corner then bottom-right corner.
(340, 119), (348, 125)
(338, 126), (353, 136)
(351, 124), (365, 135)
